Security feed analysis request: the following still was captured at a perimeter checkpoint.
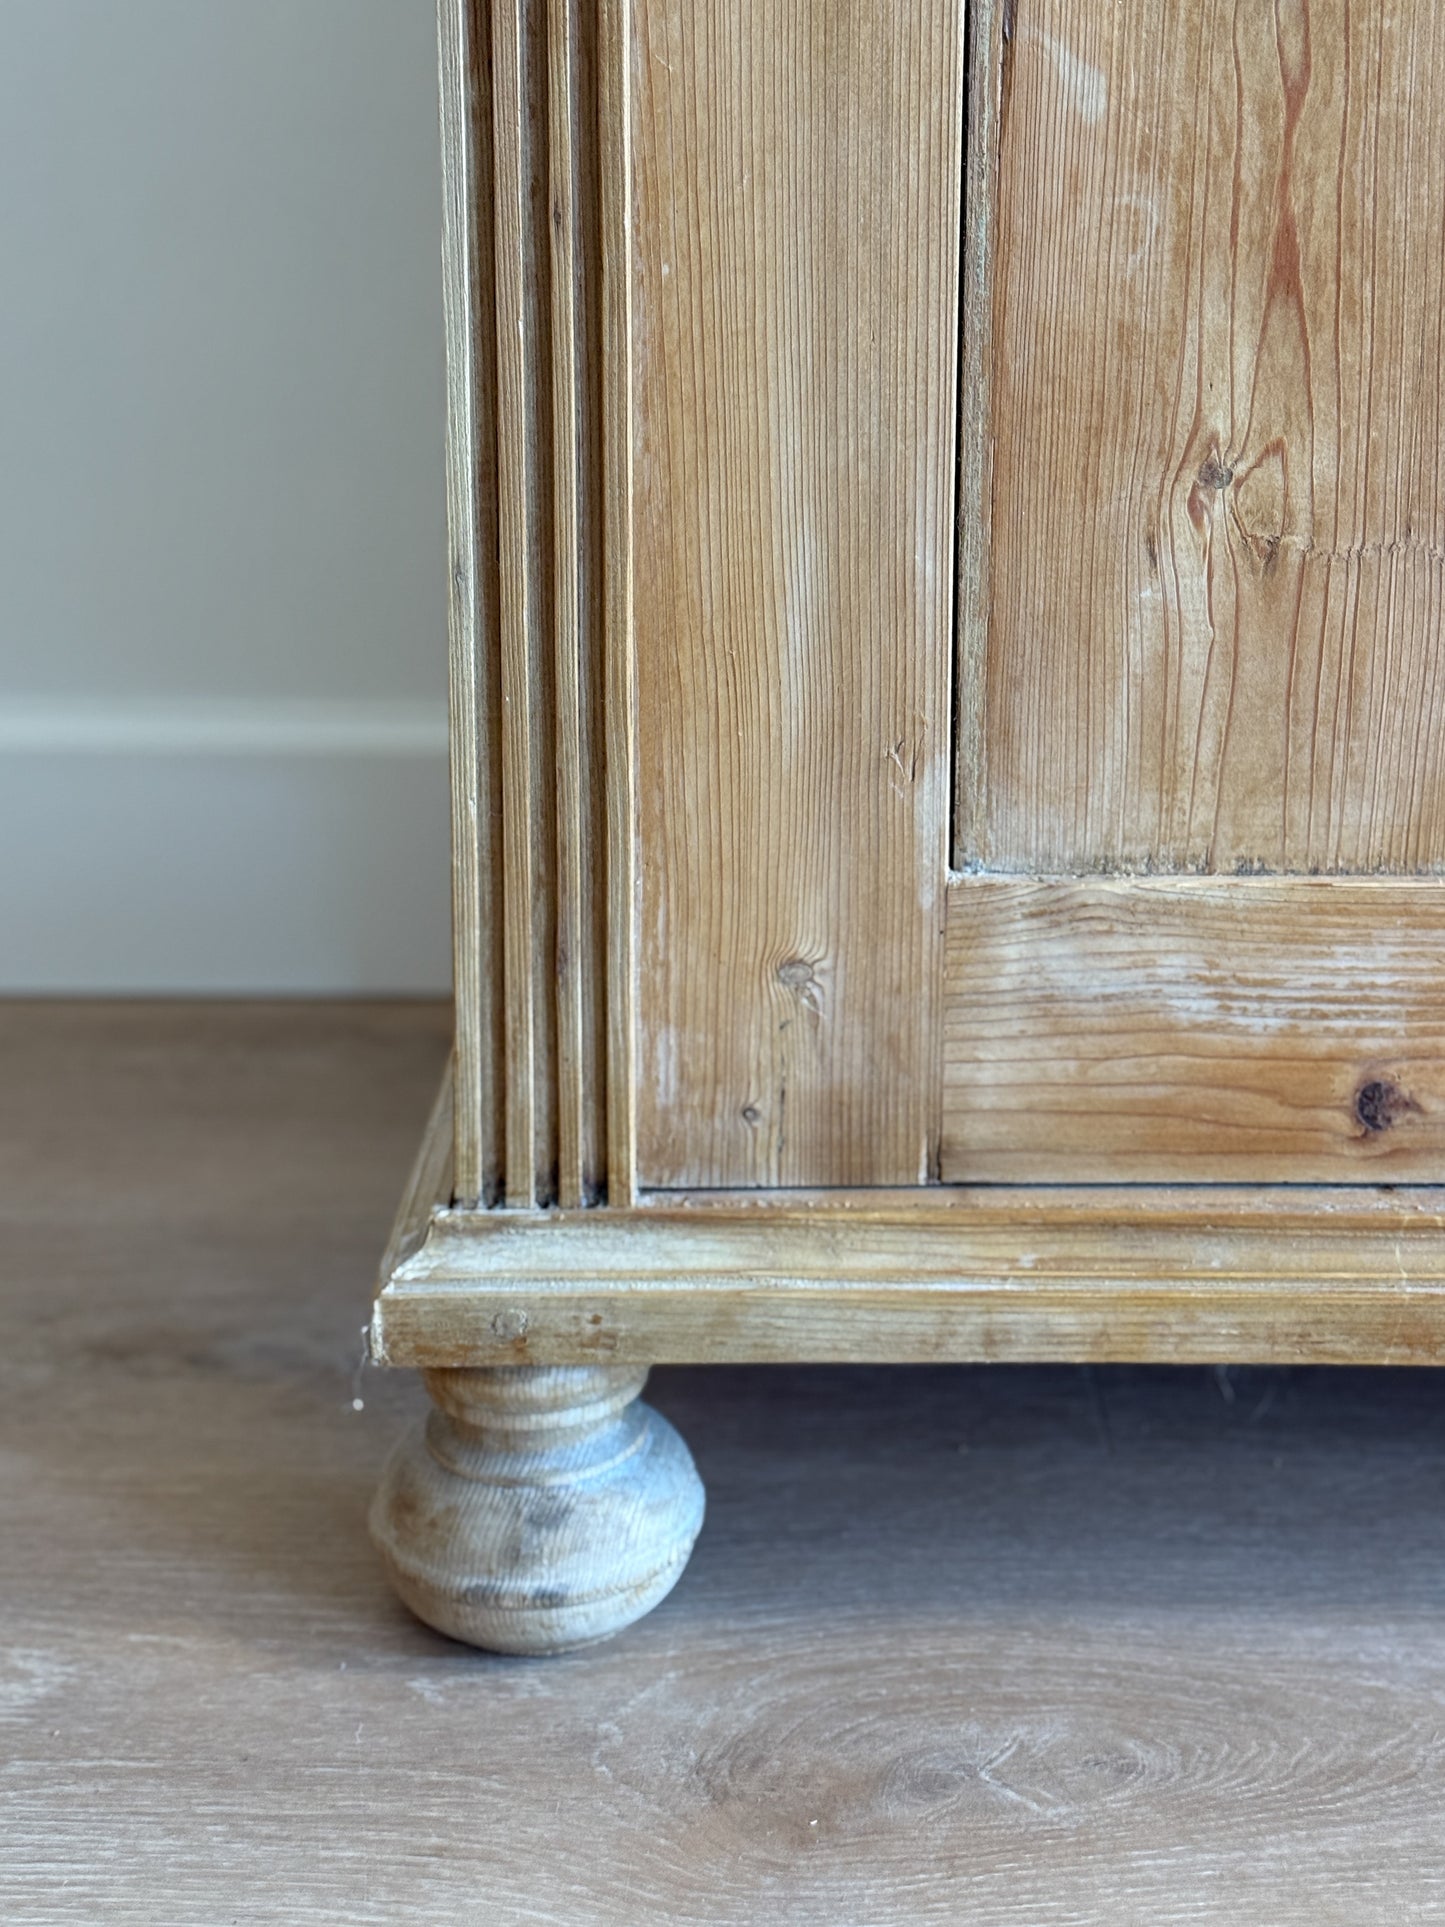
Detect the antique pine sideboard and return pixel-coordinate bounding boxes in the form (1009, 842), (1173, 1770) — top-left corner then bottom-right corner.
(369, 0), (1445, 1652)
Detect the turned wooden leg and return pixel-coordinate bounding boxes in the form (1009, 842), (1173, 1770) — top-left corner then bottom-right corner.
(370, 1365), (705, 1655)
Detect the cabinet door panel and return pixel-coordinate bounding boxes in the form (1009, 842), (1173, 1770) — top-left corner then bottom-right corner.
(949, 0), (1445, 1182)
(961, 0), (1445, 871)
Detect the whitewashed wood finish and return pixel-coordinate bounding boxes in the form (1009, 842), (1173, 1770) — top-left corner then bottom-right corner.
(548, 0), (610, 1209)
(442, 0), (1445, 1213)
(440, 0), (971, 1201)
(628, 0), (966, 1188)
(942, 874), (1445, 1181)
(945, 0), (1445, 1186)
(600, 0), (639, 1206)
(436, 0), (611, 1209)
(492, 0), (555, 1206)
(963, 0), (1445, 874)
(376, 1055), (456, 1286)
(411, 0), (1445, 1652)
(376, 1260), (1445, 1368)
(371, 1088), (1445, 1367)
(437, 0), (501, 1204)
(375, 1217), (1445, 1372)
(953, 0), (1004, 865)
(370, 1363), (704, 1653)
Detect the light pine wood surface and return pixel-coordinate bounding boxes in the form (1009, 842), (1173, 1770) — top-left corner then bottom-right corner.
(437, 0), (503, 1210)
(966, 0), (1445, 874)
(5, 1003), (1445, 1924)
(445, 0), (1445, 1205)
(440, 0), (970, 1203)
(374, 1192), (1445, 1371)
(375, 1067), (1445, 1369)
(546, 0), (609, 1212)
(442, 0), (611, 1211)
(630, 0), (965, 1189)
(943, 874), (1445, 1180)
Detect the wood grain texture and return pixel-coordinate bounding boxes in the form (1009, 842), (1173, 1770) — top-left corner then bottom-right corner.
(601, 0), (639, 1205)
(548, 0), (608, 1208)
(942, 874), (1445, 1181)
(378, 1053), (1445, 1370)
(966, 0), (1445, 873)
(8, 1004), (1445, 1923)
(437, 0), (502, 1206)
(371, 1363), (703, 1653)
(493, 0), (557, 1204)
(442, 0), (611, 1208)
(380, 1278), (1445, 1370)
(374, 1137), (1445, 1367)
(630, 0), (966, 1188)
(953, 0), (1004, 864)
(376, 1058), (455, 1287)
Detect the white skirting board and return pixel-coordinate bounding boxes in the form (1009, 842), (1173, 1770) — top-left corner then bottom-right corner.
(0, 700), (451, 993)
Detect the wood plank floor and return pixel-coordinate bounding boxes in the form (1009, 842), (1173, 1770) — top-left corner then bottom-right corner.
(2, 1003), (1444, 1925)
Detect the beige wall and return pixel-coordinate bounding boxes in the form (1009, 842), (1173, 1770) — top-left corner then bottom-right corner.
(0, 0), (451, 989)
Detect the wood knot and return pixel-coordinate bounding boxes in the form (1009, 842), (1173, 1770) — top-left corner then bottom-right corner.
(1354, 1079), (1414, 1134)
(1197, 456), (1233, 492)
(777, 959), (816, 990)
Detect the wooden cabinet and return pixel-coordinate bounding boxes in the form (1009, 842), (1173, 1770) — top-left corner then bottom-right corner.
(370, 0), (1445, 1652)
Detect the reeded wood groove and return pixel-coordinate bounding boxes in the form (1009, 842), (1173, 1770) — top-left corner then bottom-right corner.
(446, 0), (969, 1204)
(437, 0), (503, 1206)
(442, 0), (609, 1209)
(548, 0), (608, 1209)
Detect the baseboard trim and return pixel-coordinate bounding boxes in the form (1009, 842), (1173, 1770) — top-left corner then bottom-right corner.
(0, 698), (452, 991)
(0, 695), (448, 756)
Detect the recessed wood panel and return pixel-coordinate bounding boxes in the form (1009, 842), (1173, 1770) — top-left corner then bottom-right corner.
(942, 876), (1445, 1181)
(961, 0), (1445, 873)
(629, 0), (966, 1187)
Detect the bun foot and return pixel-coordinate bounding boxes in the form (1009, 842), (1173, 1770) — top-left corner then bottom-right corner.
(371, 1365), (705, 1655)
